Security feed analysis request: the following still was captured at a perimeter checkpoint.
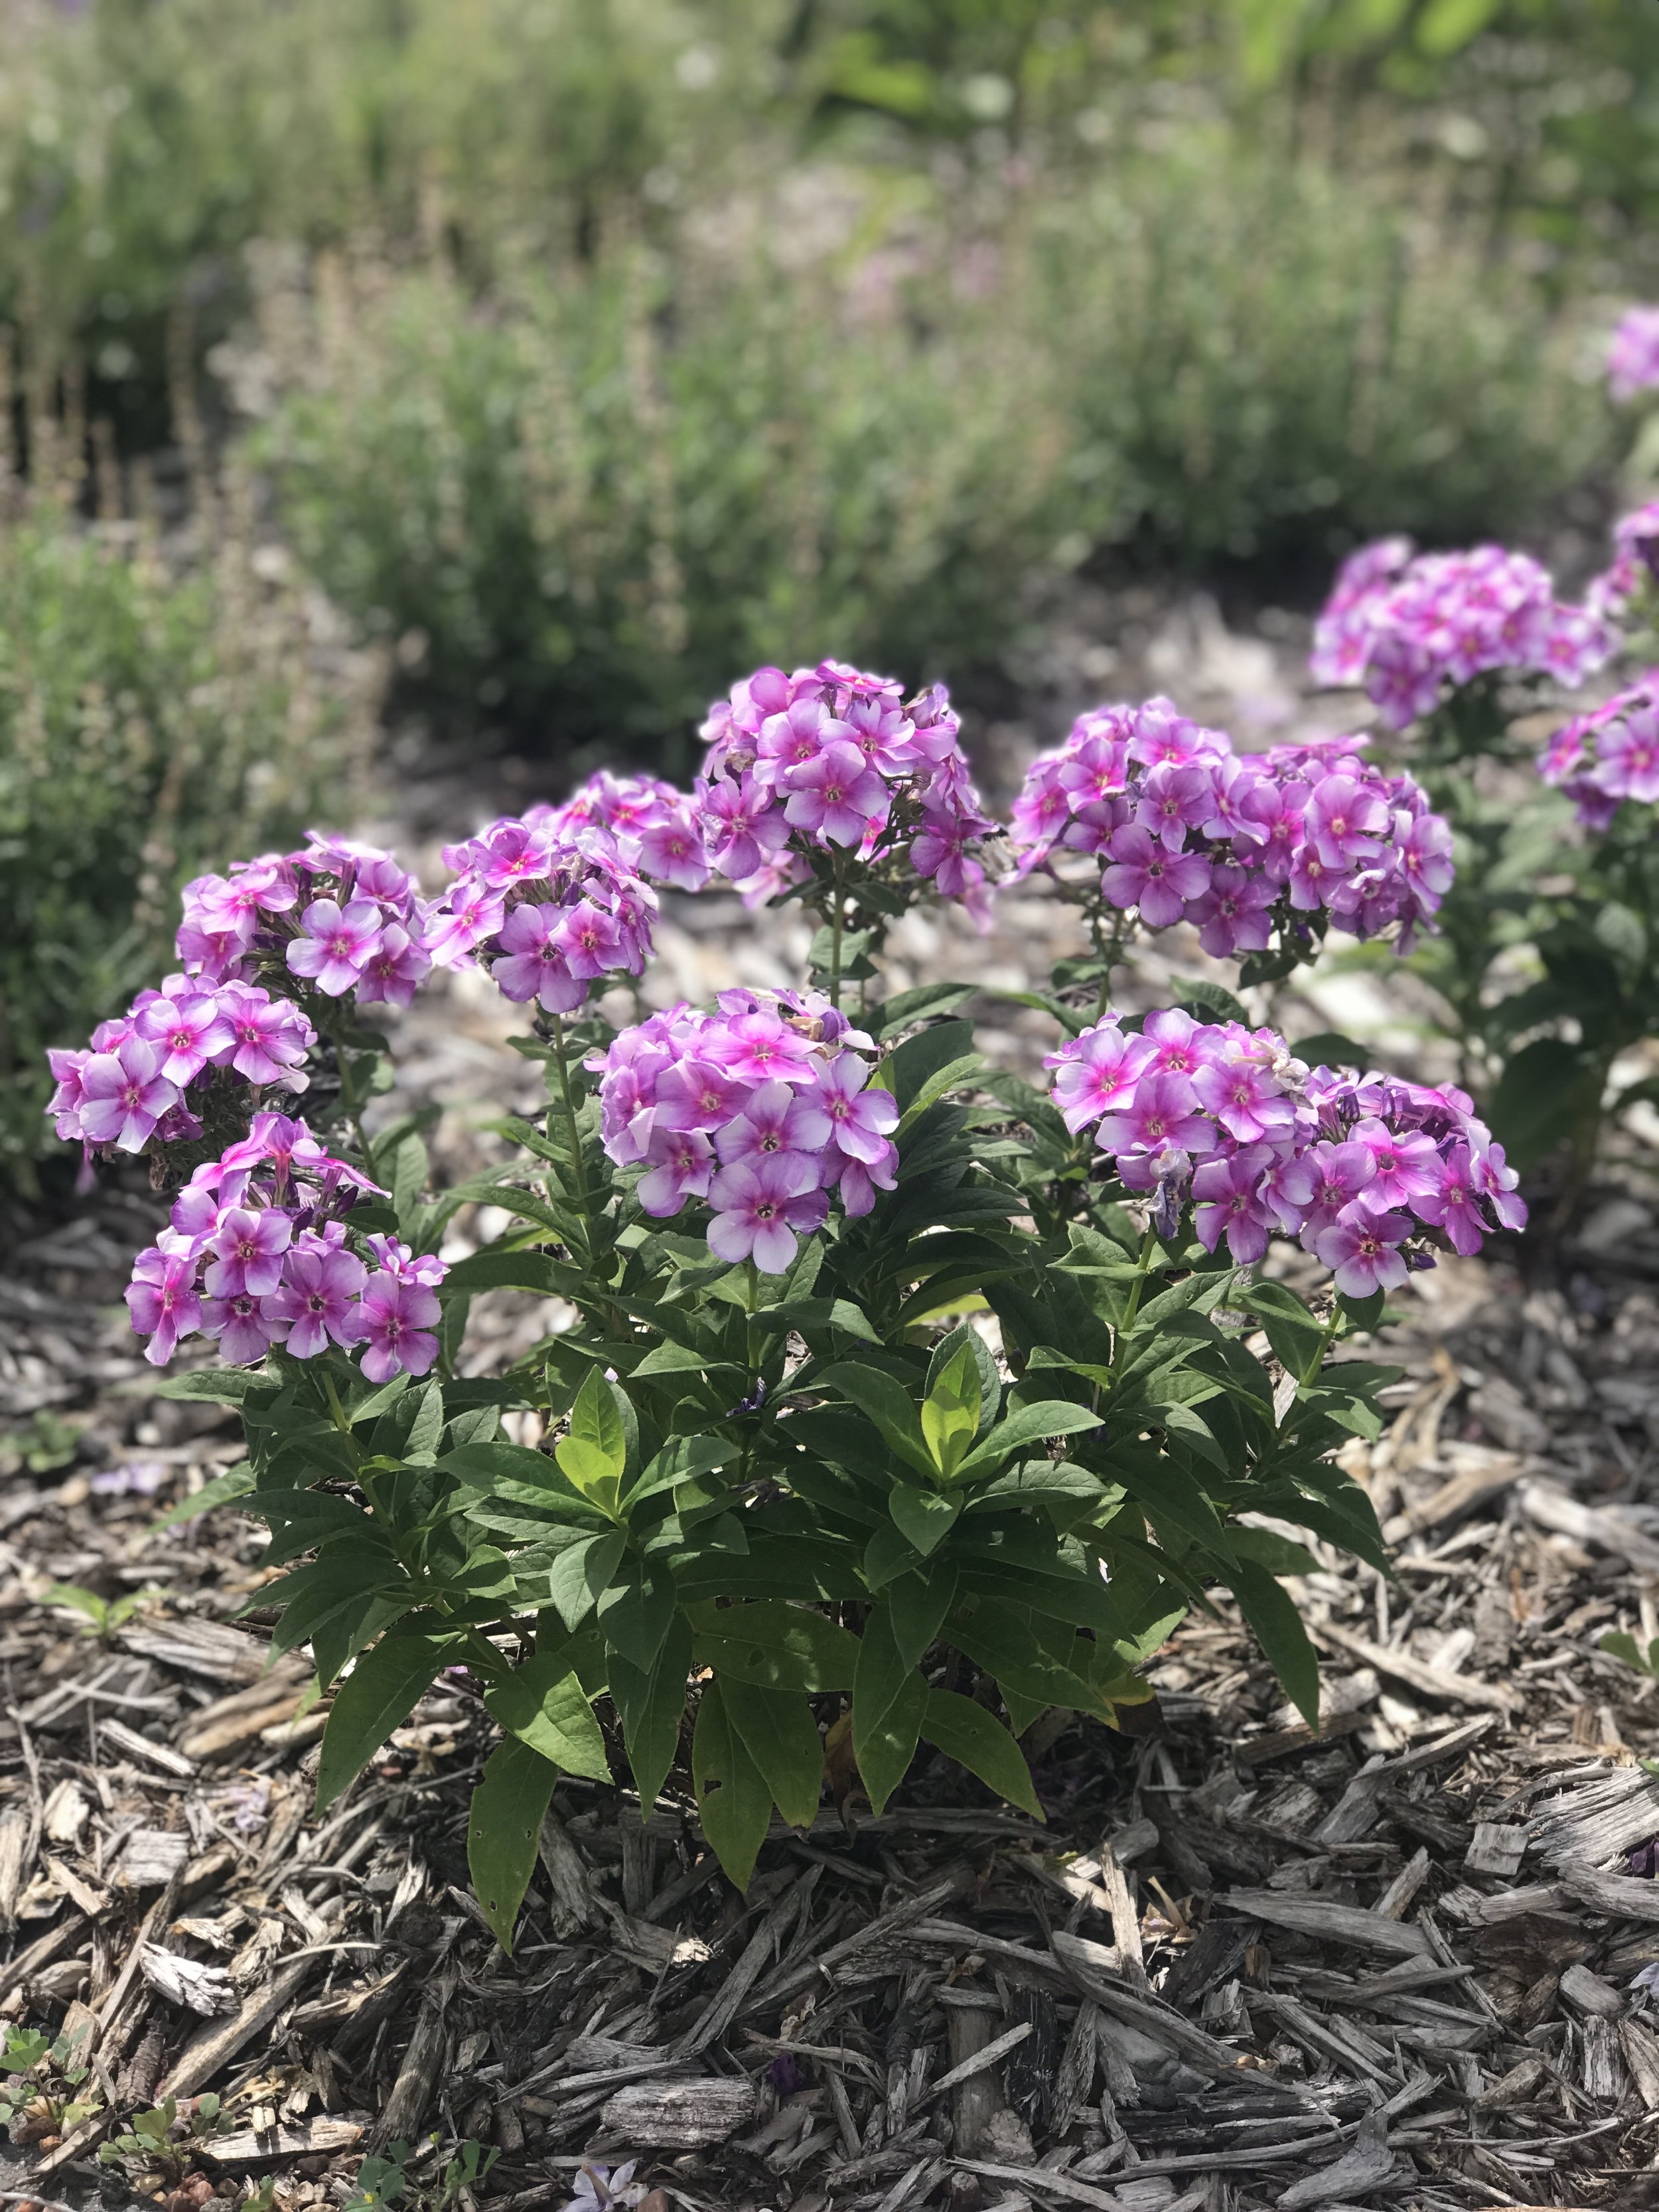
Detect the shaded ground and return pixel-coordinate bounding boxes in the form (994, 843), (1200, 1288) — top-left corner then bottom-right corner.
(7, 589), (1659, 2212)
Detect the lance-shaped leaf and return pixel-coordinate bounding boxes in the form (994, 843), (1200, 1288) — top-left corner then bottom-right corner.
(611, 1609), (693, 1810)
(920, 1338), (981, 1477)
(315, 1632), (455, 1812)
(816, 1364), (933, 1477)
(469, 1737), (559, 1953)
(693, 1680), (772, 1891)
(950, 1401), (1103, 1481)
(722, 1682), (824, 1830)
(555, 1369), (628, 1514)
(691, 1602), (860, 1691)
(921, 1689), (1043, 1820)
(484, 1643), (611, 1779)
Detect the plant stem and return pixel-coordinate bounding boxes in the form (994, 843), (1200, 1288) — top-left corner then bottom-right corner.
(549, 1011), (591, 1215)
(1112, 1225), (1160, 1361)
(828, 862), (845, 1009)
(333, 1040), (375, 1172)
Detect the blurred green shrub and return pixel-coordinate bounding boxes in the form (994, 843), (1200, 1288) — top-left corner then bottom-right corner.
(0, 0), (776, 443)
(0, 479), (378, 1182)
(1042, 143), (1612, 565)
(251, 244), (1071, 758)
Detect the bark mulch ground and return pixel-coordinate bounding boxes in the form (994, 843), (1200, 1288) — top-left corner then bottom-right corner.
(7, 1169), (1659, 2212)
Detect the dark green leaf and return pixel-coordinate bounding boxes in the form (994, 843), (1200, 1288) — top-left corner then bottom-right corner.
(468, 1737), (558, 1952)
(722, 1682), (824, 1829)
(921, 1689), (1043, 1818)
(315, 1633), (451, 1812)
(692, 1680), (772, 1890)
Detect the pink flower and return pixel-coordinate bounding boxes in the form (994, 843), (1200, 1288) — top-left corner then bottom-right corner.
(76, 1036), (180, 1153)
(636, 818), (709, 891)
(125, 1246), (204, 1364)
(218, 986), (315, 1088)
(1350, 1118), (1442, 1215)
(654, 1058), (751, 1133)
(1192, 1053), (1293, 1145)
(203, 1291), (289, 1365)
(1192, 1148), (1276, 1264)
(204, 1207), (293, 1300)
(1094, 1071), (1208, 1157)
(1186, 863), (1275, 958)
(784, 741), (891, 848)
(358, 1274), (442, 1382)
(800, 1053), (900, 1166)
(1047, 1026), (1157, 1134)
(1610, 305), (1659, 403)
(1412, 1145), (1488, 1256)
(707, 1153), (823, 1275)
(134, 988), (234, 1086)
(491, 902), (585, 1012)
(1314, 1207), (1411, 1297)
(271, 1243), (368, 1358)
(354, 923), (432, 1007)
(636, 1127), (716, 1216)
(1101, 825), (1212, 927)
(715, 1080), (822, 1169)
(701, 775), (788, 881)
(286, 898), (385, 995)
(1303, 774), (1388, 867)
(559, 900), (624, 980)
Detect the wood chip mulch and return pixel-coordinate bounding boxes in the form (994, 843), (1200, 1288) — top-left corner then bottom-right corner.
(8, 1173), (1659, 2212)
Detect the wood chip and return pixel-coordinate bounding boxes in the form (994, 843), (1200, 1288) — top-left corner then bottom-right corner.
(1221, 1890), (1431, 1958)
(599, 2076), (756, 2147)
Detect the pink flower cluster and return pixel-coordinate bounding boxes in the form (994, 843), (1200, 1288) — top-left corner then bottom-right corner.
(46, 976), (316, 1155)
(1587, 502), (1659, 625)
(1047, 1009), (1524, 1291)
(125, 1112), (445, 1374)
(1609, 306), (1659, 404)
(1010, 700), (1452, 955)
(427, 812), (658, 1012)
(179, 833), (437, 1007)
(549, 773), (710, 892)
(697, 660), (997, 919)
(589, 990), (900, 1275)
(1311, 540), (1609, 729)
(1540, 675), (1659, 832)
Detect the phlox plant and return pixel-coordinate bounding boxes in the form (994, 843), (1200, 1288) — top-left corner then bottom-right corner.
(1309, 522), (1659, 1193)
(49, 655), (1520, 1943)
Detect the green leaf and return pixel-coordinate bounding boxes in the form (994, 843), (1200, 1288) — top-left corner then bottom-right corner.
(1228, 1526), (1319, 1577)
(315, 1634), (451, 1812)
(484, 1645), (611, 1779)
(611, 1610), (693, 1808)
(873, 982), (975, 1037)
(545, 1530), (626, 1630)
(150, 1461), (255, 1529)
(886, 1565), (960, 1672)
(693, 1680), (772, 1890)
(468, 1737), (558, 1952)
(889, 1483), (962, 1556)
(155, 1369), (261, 1404)
(952, 1400), (1102, 1480)
(885, 1017), (977, 1109)
(555, 1369), (628, 1513)
(721, 1682), (824, 1829)
(920, 1338), (981, 1477)
(1290, 1031), (1371, 1070)
(692, 1602), (860, 1691)
(253, 1489), (380, 1566)
(1230, 1559), (1320, 1728)
(816, 1363), (933, 1476)
(1488, 1035), (1605, 1170)
(853, 1666), (926, 1816)
(921, 1689), (1043, 1818)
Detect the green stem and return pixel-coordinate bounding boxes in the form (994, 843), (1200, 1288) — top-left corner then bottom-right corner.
(1090, 907), (1129, 1020)
(1112, 1226), (1160, 1366)
(549, 1011), (592, 1217)
(829, 864), (845, 1010)
(333, 1041), (375, 1173)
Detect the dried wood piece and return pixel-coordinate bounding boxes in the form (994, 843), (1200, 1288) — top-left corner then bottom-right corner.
(1471, 2056), (1548, 2109)
(1220, 1889), (1431, 1959)
(1620, 2015), (1659, 2109)
(163, 1954), (317, 2100)
(1374, 1845), (1431, 1919)
(1315, 1621), (1520, 1713)
(0, 1914), (86, 2002)
(1557, 1962), (1626, 2019)
(205, 2117), (364, 2164)
(115, 1828), (191, 1888)
(1581, 2012), (1627, 2101)
(1463, 1823), (1527, 1878)
(42, 1853), (107, 1917)
(1384, 1454), (1523, 1540)
(0, 1807), (33, 1927)
(1094, 1841), (1147, 1989)
(762, 1866), (972, 2010)
(373, 1964), (457, 2147)
(179, 1670), (311, 1761)
(940, 1999), (1013, 2158)
(100, 1717), (197, 1777)
(598, 2076), (756, 2147)
(117, 1617), (275, 1684)
(1558, 1860), (1659, 1925)
(536, 1806), (599, 1935)
(138, 1943), (236, 2016)
(1517, 1477), (1659, 1573)
(1526, 1763), (1659, 1871)
(678, 1866), (817, 2053)
(1049, 1931), (1250, 2077)
(1315, 1716), (1496, 1844)
(1276, 2110), (1395, 2209)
